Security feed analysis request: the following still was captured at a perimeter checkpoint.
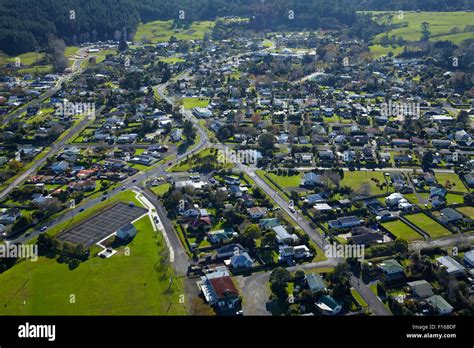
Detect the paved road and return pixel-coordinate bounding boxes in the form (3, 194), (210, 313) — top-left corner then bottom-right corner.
(410, 233), (474, 252)
(141, 187), (189, 275)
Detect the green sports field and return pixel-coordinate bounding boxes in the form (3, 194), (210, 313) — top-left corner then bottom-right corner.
(0, 215), (186, 315)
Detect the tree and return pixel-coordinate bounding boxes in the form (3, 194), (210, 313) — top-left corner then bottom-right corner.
(456, 110), (470, 126)
(118, 27), (129, 52)
(12, 215), (33, 233)
(331, 263), (351, 283)
(244, 224), (261, 240)
(394, 238), (408, 254)
(189, 297), (216, 316)
(258, 132), (275, 152)
(422, 151), (433, 172)
(183, 120), (196, 141)
(261, 231), (277, 247)
(8, 160), (22, 173)
(420, 22), (431, 42)
(269, 267), (291, 297)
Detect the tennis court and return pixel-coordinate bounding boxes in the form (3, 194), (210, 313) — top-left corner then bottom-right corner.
(57, 202), (148, 246)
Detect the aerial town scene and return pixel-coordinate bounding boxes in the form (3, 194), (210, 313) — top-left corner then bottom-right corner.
(0, 2), (473, 343)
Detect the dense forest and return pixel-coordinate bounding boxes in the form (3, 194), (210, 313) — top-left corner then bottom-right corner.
(0, 0), (472, 55)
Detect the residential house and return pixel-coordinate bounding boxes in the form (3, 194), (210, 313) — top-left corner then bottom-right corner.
(316, 295), (342, 315)
(0, 208), (22, 225)
(436, 256), (465, 276)
(199, 270), (240, 310)
(51, 161), (69, 173)
(379, 259), (405, 280)
(229, 252), (253, 269)
(247, 207), (267, 219)
(216, 244), (244, 260)
(328, 216), (361, 230)
(463, 250), (474, 268)
(301, 172), (322, 187)
(306, 273), (326, 292)
(407, 280), (434, 299)
(170, 129), (182, 142)
(348, 227), (383, 246)
(439, 208), (463, 224)
(272, 225), (298, 244)
(207, 229), (237, 244)
(428, 295), (453, 315)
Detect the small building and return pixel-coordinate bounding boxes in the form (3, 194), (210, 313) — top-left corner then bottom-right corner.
(407, 280), (434, 298)
(439, 208), (463, 224)
(306, 273), (326, 292)
(316, 295), (342, 315)
(328, 216), (361, 230)
(247, 207), (267, 219)
(116, 223), (137, 240)
(464, 250), (474, 268)
(229, 251), (253, 269)
(436, 256), (465, 276)
(272, 225), (298, 244)
(199, 271), (240, 310)
(379, 259), (405, 280)
(428, 295), (453, 315)
(51, 161), (69, 173)
(301, 172), (322, 187)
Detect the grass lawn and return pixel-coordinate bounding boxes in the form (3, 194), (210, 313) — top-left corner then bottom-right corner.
(170, 147), (228, 172)
(369, 44), (404, 57)
(370, 11), (474, 44)
(266, 172), (302, 188)
(341, 171), (392, 194)
(456, 206), (474, 219)
(405, 213), (452, 239)
(150, 183), (171, 197)
(159, 57), (185, 64)
(134, 20), (215, 44)
(351, 288), (368, 308)
(0, 215), (186, 315)
(255, 170), (289, 202)
(382, 220), (423, 241)
(182, 97), (210, 109)
(434, 173), (468, 193)
(446, 193), (465, 205)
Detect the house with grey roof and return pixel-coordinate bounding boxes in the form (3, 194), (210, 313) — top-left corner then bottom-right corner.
(407, 280), (434, 298)
(436, 256), (465, 276)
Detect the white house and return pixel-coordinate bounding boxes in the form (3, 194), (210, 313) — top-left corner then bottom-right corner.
(437, 256), (465, 276)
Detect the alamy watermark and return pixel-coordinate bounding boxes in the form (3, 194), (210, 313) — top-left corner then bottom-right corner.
(54, 100), (95, 118)
(380, 99), (420, 118)
(217, 147), (258, 165)
(0, 242), (38, 262)
(324, 243), (364, 262)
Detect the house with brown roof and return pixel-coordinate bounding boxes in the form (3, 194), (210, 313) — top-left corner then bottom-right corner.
(198, 269), (241, 310)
